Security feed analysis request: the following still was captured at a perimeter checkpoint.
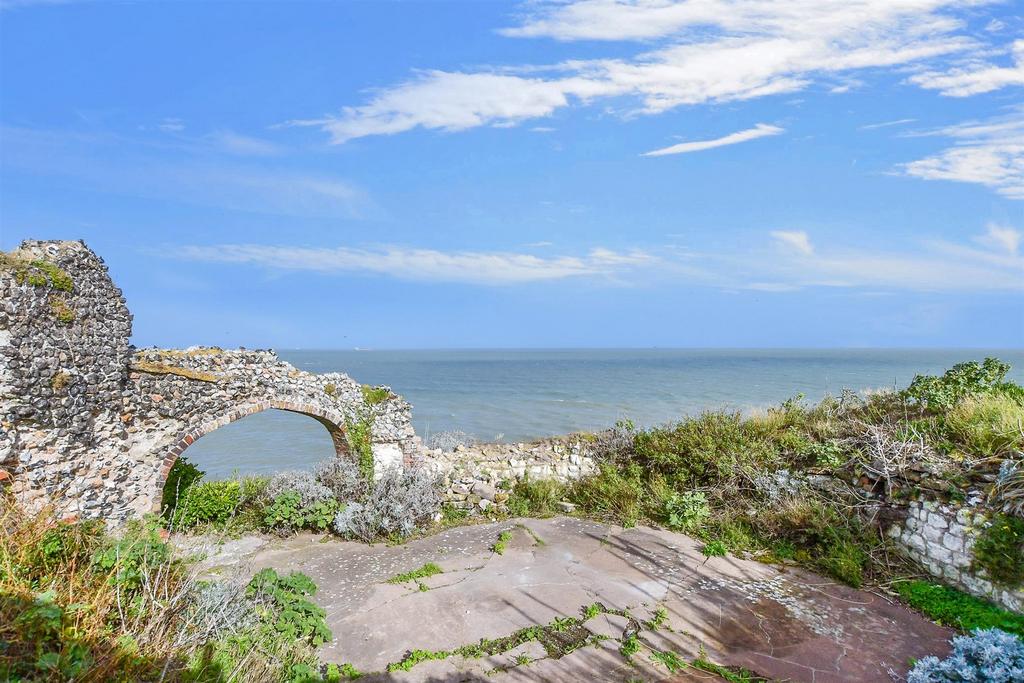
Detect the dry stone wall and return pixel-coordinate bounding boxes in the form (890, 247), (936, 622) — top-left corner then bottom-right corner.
(1, 240), (419, 523)
(425, 436), (597, 513)
(887, 498), (1024, 612)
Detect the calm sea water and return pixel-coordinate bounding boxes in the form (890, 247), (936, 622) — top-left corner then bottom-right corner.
(186, 349), (1024, 479)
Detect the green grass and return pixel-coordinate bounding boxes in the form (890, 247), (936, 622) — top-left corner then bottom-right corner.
(649, 650), (686, 673)
(618, 634), (640, 659)
(971, 514), (1024, 587)
(360, 385), (391, 405)
(385, 562), (443, 585)
(492, 530), (514, 555)
(644, 606), (668, 630)
(692, 652), (769, 682)
(702, 540), (728, 559)
(506, 477), (566, 517)
(386, 648), (451, 672)
(895, 580), (1024, 637)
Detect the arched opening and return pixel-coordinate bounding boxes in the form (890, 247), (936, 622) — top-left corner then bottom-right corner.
(154, 401), (352, 511)
(179, 409), (342, 479)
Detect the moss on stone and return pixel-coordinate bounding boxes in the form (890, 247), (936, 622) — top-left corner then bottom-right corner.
(361, 385), (390, 405)
(152, 347), (225, 358)
(131, 360), (221, 383)
(48, 296), (75, 324)
(50, 371), (71, 392)
(1, 253), (73, 292)
(324, 383), (337, 397)
(386, 562), (443, 584)
(971, 514), (1024, 587)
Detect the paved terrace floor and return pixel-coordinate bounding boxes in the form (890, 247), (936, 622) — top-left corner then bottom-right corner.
(183, 517), (952, 682)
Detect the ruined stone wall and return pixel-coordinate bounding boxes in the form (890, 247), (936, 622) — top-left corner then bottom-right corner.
(1, 240), (420, 523)
(888, 499), (1024, 612)
(425, 436), (597, 513)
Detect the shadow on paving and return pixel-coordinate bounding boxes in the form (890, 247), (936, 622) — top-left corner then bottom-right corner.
(207, 516), (953, 683)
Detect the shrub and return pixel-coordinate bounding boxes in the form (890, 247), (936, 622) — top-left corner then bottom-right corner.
(360, 385), (390, 405)
(662, 490), (710, 533)
(992, 459), (1024, 518)
(161, 456), (204, 518)
(702, 540), (727, 558)
(344, 416), (376, 482)
(803, 440), (847, 468)
(91, 519), (172, 595)
(632, 411), (779, 488)
(907, 628), (1023, 683)
(426, 430), (477, 451)
(263, 492), (339, 534)
(246, 568), (332, 647)
(569, 463), (645, 527)
(506, 476), (565, 517)
(972, 514), (1024, 587)
(264, 470), (333, 507)
(332, 467), (441, 542)
(171, 480), (241, 529)
(313, 457), (369, 503)
(945, 394), (1024, 457)
(756, 495), (873, 587)
(904, 358), (1014, 412)
(896, 581), (1024, 637)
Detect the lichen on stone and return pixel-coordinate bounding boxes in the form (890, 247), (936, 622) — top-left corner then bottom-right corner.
(131, 360), (221, 383)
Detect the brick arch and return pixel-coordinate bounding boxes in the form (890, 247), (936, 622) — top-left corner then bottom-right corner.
(153, 399), (351, 510)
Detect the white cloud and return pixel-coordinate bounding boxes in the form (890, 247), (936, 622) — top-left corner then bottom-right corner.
(901, 110), (1024, 199)
(749, 227), (1024, 291)
(158, 117), (185, 132)
(642, 123), (783, 156)
(293, 0), (1007, 142)
(169, 225), (1023, 293)
(910, 39), (1024, 96)
(291, 71), (589, 143)
(208, 130), (282, 156)
(175, 244), (653, 285)
(976, 223), (1022, 255)
(770, 230), (814, 255)
(860, 118), (917, 130)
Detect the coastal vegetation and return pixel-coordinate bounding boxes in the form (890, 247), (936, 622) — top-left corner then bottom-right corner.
(2, 357), (1022, 679)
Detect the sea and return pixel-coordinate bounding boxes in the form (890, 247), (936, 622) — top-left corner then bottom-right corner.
(185, 349), (1024, 479)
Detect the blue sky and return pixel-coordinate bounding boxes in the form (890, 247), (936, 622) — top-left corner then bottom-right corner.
(1, 0), (1022, 349)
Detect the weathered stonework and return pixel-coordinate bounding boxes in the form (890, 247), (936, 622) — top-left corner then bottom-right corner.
(887, 498), (1024, 613)
(426, 436), (597, 513)
(1, 240), (419, 522)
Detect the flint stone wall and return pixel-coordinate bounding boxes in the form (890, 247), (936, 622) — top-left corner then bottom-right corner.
(1, 240), (418, 522)
(426, 436), (597, 513)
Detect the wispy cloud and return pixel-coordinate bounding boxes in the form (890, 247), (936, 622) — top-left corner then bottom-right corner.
(174, 244), (653, 285)
(642, 124), (783, 157)
(746, 227), (1023, 292)
(770, 230), (814, 256)
(0, 125), (373, 218)
(860, 118), (917, 130)
(910, 39), (1024, 96)
(900, 110), (1024, 199)
(975, 222), (1021, 255)
(207, 130), (283, 156)
(168, 225), (1023, 292)
(158, 117), (185, 132)
(292, 0), (1008, 143)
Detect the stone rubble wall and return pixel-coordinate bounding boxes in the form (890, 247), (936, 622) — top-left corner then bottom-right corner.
(424, 436), (597, 513)
(887, 499), (1023, 613)
(1, 240), (420, 523)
